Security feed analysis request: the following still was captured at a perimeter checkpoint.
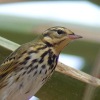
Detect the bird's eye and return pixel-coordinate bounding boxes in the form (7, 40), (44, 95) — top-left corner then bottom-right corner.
(57, 30), (65, 35)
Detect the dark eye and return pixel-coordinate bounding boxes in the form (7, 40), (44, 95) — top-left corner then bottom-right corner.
(57, 30), (65, 35)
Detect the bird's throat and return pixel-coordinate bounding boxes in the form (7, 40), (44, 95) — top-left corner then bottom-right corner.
(54, 39), (70, 54)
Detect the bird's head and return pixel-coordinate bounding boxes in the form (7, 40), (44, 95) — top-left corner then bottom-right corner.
(42, 26), (82, 54)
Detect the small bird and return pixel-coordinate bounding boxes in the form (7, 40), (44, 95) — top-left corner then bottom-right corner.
(0, 26), (82, 100)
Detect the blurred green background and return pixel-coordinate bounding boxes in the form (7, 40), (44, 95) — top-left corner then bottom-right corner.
(0, 0), (100, 100)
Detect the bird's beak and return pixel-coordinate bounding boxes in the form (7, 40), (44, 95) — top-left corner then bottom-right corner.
(68, 34), (82, 39)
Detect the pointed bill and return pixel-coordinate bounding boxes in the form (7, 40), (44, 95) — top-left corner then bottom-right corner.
(68, 34), (82, 39)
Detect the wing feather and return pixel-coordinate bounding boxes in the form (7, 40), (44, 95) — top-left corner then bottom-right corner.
(0, 44), (23, 77)
(0, 42), (34, 78)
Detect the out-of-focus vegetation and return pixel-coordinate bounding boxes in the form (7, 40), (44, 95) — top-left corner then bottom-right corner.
(90, 0), (100, 5)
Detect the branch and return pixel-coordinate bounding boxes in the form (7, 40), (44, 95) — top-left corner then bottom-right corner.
(0, 36), (20, 51)
(56, 62), (100, 87)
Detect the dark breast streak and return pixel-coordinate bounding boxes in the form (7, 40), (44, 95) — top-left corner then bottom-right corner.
(40, 49), (58, 83)
(40, 49), (58, 73)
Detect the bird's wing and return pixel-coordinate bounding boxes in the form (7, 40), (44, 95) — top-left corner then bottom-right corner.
(0, 42), (33, 78)
(0, 43), (28, 77)
(0, 55), (15, 76)
(0, 51), (17, 77)
(0, 50), (19, 89)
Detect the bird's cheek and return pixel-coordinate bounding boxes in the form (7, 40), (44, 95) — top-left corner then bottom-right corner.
(61, 39), (70, 47)
(44, 37), (53, 43)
